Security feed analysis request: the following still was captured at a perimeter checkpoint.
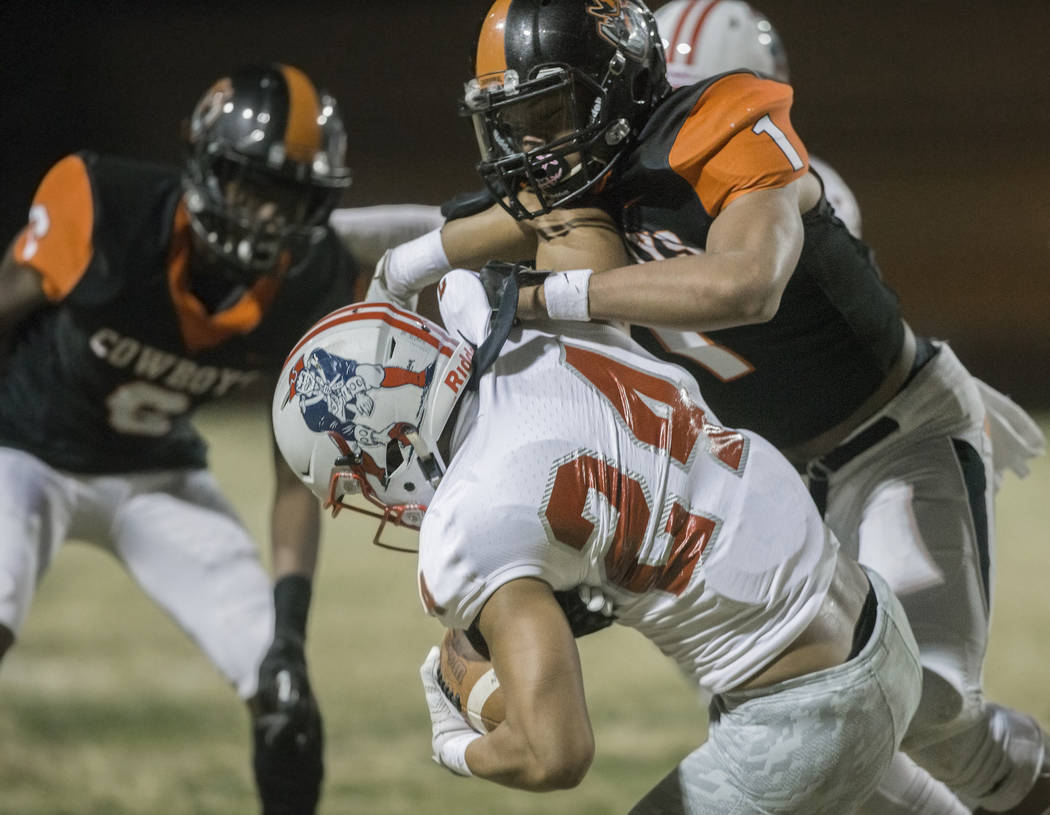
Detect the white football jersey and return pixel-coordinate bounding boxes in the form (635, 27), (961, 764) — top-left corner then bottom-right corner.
(417, 270), (837, 693)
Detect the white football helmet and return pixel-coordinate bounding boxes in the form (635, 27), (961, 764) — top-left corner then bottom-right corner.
(654, 0), (789, 89)
(272, 301), (474, 538)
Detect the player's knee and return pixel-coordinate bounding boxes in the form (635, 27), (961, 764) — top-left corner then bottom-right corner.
(902, 668), (971, 753)
(913, 703), (1046, 809)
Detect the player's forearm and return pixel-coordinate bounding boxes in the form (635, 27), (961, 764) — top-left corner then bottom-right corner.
(440, 205), (536, 271)
(466, 579), (595, 790)
(519, 252), (783, 330)
(0, 248), (49, 344)
(532, 206), (630, 273)
(593, 253), (782, 328)
(521, 184), (805, 328)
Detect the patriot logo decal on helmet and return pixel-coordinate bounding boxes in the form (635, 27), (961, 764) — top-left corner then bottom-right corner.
(273, 302), (473, 538)
(281, 345), (433, 485)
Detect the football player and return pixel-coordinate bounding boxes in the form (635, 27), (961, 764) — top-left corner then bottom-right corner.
(273, 274), (923, 812)
(653, 0), (862, 238)
(368, 2), (1048, 812)
(0, 63), (428, 815)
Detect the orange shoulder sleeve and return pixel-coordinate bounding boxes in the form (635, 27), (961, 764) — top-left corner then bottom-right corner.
(12, 154), (96, 301)
(668, 74), (809, 216)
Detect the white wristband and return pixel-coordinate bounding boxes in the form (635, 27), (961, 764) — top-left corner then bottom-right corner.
(384, 228), (451, 299)
(543, 269), (593, 321)
(438, 731), (482, 777)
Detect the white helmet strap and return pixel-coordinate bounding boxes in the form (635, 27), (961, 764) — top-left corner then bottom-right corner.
(403, 429), (444, 488)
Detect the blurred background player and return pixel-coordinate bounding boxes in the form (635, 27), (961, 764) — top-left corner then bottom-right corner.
(272, 278), (922, 813)
(374, 1), (1047, 811)
(0, 63), (362, 815)
(653, 0), (861, 238)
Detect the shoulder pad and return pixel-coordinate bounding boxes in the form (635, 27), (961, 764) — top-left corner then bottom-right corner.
(440, 188), (496, 221)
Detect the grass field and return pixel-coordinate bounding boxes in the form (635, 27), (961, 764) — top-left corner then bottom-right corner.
(1, 405), (1047, 815)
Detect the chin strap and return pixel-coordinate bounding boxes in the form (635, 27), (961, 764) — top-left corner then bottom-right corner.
(404, 430), (443, 488)
(465, 261), (524, 392)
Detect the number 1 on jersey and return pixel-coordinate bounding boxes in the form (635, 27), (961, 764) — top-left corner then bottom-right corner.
(753, 114), (805, 171)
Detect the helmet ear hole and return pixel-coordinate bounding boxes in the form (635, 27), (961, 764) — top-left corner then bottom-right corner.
(385, 437), (405, 475)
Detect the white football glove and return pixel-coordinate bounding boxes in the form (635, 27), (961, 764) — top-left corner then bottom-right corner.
(420, 646), (481, 777)
(365, 249), (419, 311)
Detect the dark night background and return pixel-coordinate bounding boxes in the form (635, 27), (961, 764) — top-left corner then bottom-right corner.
(3, 0), (1048, 405)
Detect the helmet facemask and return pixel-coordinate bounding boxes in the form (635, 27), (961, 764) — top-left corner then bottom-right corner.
(324, 427), (442, 551)
(464, 0), (668, 220)
(464, 65), (632, 220)
(182, 66), (352, 278)
(184, 153), (344, 276)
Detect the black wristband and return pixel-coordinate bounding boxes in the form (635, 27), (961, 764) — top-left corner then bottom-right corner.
(274, 575), (312, 640)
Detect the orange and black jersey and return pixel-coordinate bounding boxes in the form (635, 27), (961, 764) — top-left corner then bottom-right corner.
(607, 72), (905, 448)
(1, 151), (358, 473)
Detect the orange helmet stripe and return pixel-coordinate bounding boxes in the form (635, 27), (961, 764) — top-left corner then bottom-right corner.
(282, 304), (455, 368)
(476, 0), (513, 77)
(278, 64), (322, 162)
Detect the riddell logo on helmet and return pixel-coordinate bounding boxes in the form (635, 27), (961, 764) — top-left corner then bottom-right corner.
(443, 350), (473, 395)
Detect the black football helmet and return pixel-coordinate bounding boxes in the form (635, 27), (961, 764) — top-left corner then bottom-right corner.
(182, 63), (352, 275)
(462, 0), (669, 220)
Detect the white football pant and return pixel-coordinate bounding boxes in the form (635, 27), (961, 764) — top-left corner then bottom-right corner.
(0, 447), (273, 698)
(819, 343), (1046, 811)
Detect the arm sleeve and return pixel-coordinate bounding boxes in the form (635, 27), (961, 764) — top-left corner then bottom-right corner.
(669, 73), (809, 216)
(328, 204), (444, 270)
(12, 154), (96, 302)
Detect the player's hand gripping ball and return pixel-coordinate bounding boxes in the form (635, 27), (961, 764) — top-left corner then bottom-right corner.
(436, 628), (505, 733)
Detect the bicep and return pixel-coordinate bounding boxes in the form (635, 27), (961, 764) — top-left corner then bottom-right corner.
(705, 181), (805, 299)
(0, 242), (48, 339)
(478, 578), (591, 749)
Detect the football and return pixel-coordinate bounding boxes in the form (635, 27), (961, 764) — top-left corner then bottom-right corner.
(437, 628), (505, 733)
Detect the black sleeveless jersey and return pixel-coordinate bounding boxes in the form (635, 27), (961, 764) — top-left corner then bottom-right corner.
(606, 73), (904, 448)
(2, 152), (358, 472)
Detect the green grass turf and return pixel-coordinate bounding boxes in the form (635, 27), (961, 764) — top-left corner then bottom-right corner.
(1, 405), (1046, 814)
